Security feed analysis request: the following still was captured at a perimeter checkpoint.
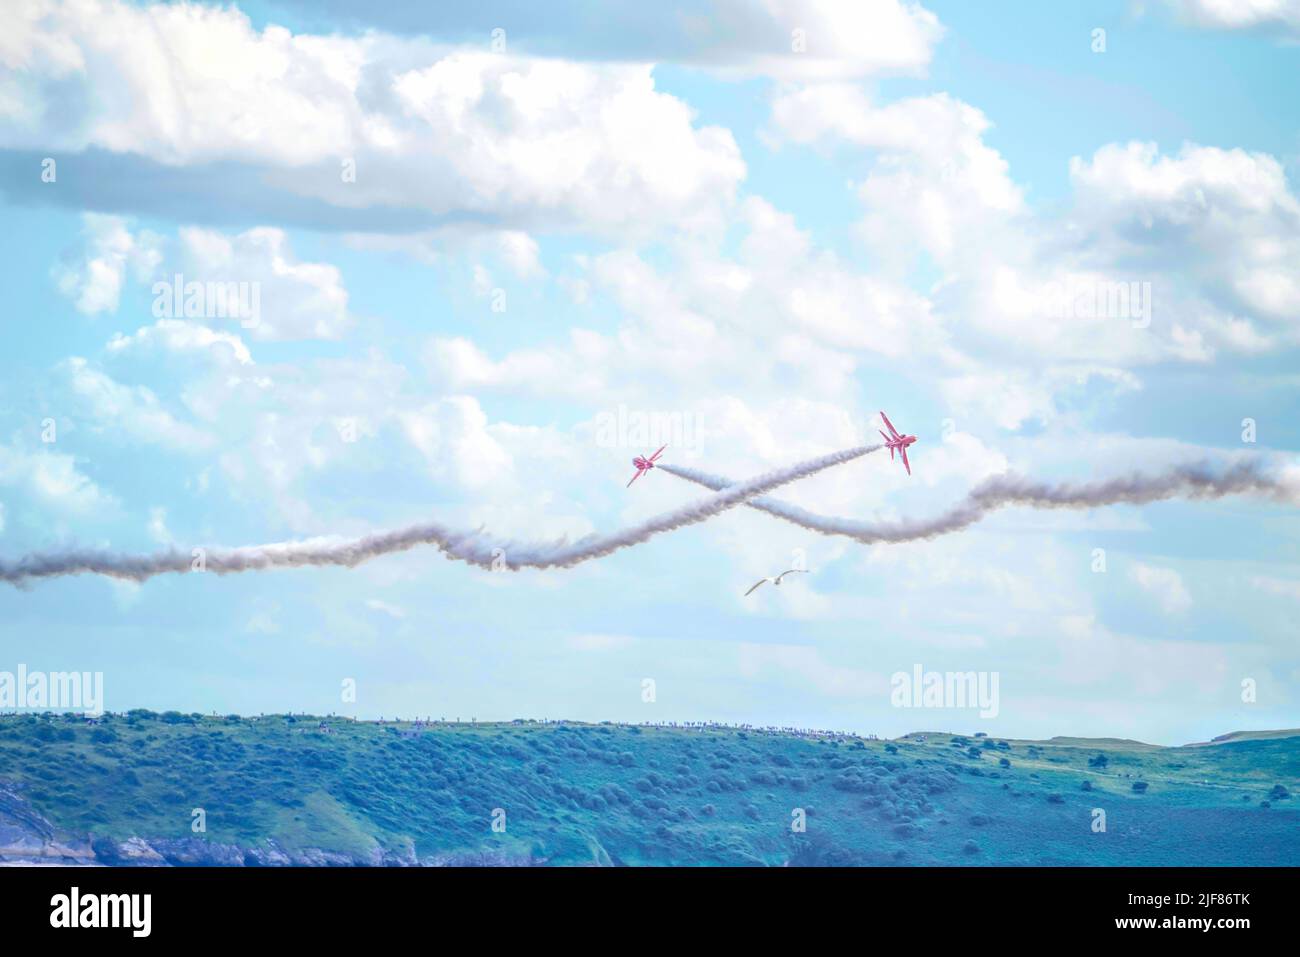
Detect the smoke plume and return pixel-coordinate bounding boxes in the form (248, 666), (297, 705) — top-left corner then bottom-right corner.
(0, 445), (881, 586)
(658, 458), (1296, 545)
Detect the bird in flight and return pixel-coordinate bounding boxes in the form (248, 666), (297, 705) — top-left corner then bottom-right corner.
(744, 568), (809, 596)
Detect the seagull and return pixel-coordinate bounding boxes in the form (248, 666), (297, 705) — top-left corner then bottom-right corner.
(744, 568), (809, 596)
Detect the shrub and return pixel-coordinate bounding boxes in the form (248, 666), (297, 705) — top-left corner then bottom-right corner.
(1087, 753), (1108, 768)
(1131, 781), (1149, 793)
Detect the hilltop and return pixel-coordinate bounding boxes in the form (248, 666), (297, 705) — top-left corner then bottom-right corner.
(0, 712), (1296, 866)
(1201, 729), (1300, 746)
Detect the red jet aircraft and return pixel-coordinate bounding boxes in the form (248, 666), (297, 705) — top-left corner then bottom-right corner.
(627, 445), (666, 487)
(878, 411), (917, 476)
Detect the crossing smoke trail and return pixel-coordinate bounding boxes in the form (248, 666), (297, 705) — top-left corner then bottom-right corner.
(657, 459), (1298, 545)
(0, 445), (882, 586)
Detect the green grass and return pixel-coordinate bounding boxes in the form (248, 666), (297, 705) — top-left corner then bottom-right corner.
(1, 713), (1296, 865)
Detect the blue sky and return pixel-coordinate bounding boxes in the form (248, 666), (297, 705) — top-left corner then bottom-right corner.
(1, 0), (1298, 744)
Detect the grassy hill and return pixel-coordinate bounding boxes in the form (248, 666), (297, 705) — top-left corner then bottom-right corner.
(1, 712), (1296, 866)
(1200, 729), (1300, 745)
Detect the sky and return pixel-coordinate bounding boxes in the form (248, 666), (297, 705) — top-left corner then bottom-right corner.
(0, 0), (1298, 744)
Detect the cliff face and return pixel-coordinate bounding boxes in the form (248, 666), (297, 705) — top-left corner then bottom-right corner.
(0, 785), (97, 865)
(1, 785), (537, 866)
(0, 794), (521, 866)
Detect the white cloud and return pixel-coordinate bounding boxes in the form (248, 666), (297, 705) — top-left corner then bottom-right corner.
(0, 441), (116, 515)
(493, 231), (545, 279)
(63, 357), (215, 451)
(265, 0), (944, 80)
(769, 87), (1023, 267)
(1250, 575), (1300, 601)
(365, 599), (406, 620)
(1054, 614), (1235, 699)
(1, 1), (747, 236)
(57, 216), (352, 342)
(425, 198), (947, 408)
(737, 642), (888, 698)
(770, 87), (1300, 389)
(53, 213), (161, 315)
(699, 0), (945, 79)
(244, 602), (281, 635)
(147, 506), (170, 544)
(175, 227), (351, 341)
(1130, 561), (1193, 615)
(108, 318), (253, 366)
(1068, 142), (1300, 332)
(399, 396), (514, 491)
(1161, 0), (1300, 33)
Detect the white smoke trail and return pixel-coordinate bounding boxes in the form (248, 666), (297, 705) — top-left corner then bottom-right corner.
(658, 458), (1297, 545)
(0, 445), (881, 586)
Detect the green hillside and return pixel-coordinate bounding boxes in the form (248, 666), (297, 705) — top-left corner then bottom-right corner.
(0, 712), (1295, 865)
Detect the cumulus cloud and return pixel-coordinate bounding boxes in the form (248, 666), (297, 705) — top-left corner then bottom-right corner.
(770, 81), (1300, 400)
(53, 213), (161, 315)
(364, 598), (406, 620)
(63, 357), (215, 451)
(769, 87), (1023, 267)
(147, 506), (171, 544)
(108, 319), (253, 366)
(426, 196), (945, 408)
(1068, 142), (1300, 334)
(1160, 0), (1300, 34)
(737, 642), (888, 697)
(270, 0), (945, 79)
(1130, 561), (1193, 615)
(54, 216), (352, 341)
(0, 0), (747, 236)
(0, 440), (116, 515)
(399, 397), (515, 491)
(1250, 575), (1300, 600)
(173, 226), (352, 341)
